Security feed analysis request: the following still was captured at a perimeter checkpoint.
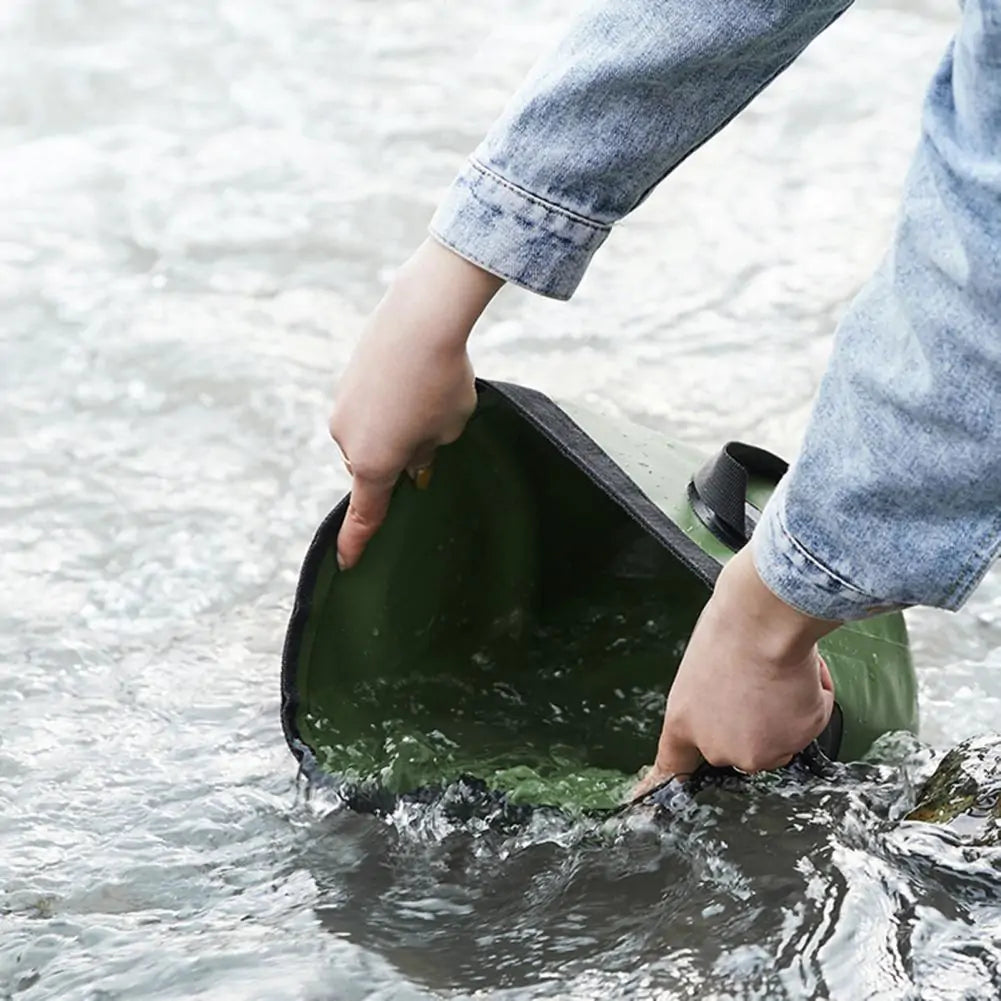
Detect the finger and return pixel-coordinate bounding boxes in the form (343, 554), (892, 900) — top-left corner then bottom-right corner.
(816, 684), (836, 737)
(652, 726), (703, 786)
(630, 765), (674, 801)
(818, 654), (834, 693)
(337, 472), (396, 571)
(405, 443), (437, 490)
(744, 681), (837, 773)
(811, 653), (837, 740)
(763, 678), (837, 771)
(408, 464), (434, 490)
(742, 752), (795, 774)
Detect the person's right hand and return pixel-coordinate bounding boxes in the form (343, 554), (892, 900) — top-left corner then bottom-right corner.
(631, 545), (839, 800)
(329, 238), (504, 570)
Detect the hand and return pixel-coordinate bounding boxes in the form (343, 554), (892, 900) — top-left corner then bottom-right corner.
(633, 546), (840, 797)
(329, 239), (504, 570)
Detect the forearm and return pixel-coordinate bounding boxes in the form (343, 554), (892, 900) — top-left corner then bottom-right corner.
(754, 0), (1001, 619)
(432, 0), (853, 299)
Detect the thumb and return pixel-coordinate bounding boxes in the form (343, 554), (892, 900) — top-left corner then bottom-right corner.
(337, 472), (396, 571)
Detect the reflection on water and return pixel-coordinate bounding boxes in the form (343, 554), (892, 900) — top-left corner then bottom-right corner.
(5, 0), (1001, 998)
(301, 742), (1001, 1000)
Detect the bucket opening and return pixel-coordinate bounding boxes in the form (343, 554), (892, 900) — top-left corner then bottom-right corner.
(290, 389), (709, 811)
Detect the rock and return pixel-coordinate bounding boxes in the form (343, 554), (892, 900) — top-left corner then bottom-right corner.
(907, 734), (1001, 842)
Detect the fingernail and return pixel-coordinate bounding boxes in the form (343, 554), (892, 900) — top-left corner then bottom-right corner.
(337, 552), (347, 571)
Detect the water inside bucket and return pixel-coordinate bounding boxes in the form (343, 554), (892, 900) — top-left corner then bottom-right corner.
(303, 581), (698, 811)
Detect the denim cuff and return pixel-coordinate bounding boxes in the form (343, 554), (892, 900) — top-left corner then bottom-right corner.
(429, 159), (611, 301)
(752, 479), (906, 622)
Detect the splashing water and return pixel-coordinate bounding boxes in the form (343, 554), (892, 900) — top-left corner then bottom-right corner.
(8, 0), (1001, 998)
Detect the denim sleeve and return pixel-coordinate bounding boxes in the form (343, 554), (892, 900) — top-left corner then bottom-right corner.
(753, 0), (1001, 620)
(430, 0), (852, 300)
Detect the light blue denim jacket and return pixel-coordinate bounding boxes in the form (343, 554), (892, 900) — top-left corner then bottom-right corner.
(430, 0), (1001, 622)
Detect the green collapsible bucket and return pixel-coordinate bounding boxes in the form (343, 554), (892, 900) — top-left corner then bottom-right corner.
(281, 380), (917, 813)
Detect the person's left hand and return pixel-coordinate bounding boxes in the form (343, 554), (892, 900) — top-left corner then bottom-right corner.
(632, 546), (840, 799)
(329, 239), (503, 571)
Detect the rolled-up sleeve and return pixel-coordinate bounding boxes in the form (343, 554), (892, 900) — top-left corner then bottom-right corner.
(431, 0), (853, 299)
(431, 160), (611, 300)
(754, 0), (1001, 620)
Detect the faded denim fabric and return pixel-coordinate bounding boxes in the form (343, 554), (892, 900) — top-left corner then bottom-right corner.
(431, 0), (853, 299)
(431, 0), (1001, 620)
(754, 0), (1001, 620)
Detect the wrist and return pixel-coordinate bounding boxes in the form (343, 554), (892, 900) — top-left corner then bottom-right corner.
(388, 238), (504, 347)
(710, 547), (840, 668)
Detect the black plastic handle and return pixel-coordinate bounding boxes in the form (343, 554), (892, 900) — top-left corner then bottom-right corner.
(688, 442), (789, 551)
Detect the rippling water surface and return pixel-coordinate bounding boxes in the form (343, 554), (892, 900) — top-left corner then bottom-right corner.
(6, 1), (1001, 998)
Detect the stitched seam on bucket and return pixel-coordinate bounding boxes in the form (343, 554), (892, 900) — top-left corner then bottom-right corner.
(485, 380), (720, 588)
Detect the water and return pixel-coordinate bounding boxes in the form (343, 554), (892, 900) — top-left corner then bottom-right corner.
(5, 0), (1001, 998)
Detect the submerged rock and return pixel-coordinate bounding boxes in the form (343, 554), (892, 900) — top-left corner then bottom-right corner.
(907, 734), (1001, 842)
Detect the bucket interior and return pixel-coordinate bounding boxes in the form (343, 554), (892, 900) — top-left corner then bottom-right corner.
(291, 389), (710, 810)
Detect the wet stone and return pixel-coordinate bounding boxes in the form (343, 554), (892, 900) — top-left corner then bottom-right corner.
(907, 734), (1001, 842)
